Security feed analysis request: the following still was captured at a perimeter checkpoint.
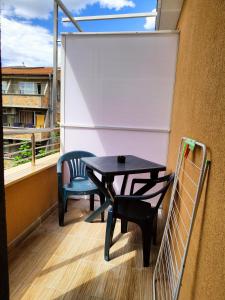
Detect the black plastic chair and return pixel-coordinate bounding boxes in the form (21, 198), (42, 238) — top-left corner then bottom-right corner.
(57, 151), (105, 226)
(104, 173), (174, 267)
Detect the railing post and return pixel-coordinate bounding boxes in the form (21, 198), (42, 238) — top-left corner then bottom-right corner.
(31, 133), (36, 166)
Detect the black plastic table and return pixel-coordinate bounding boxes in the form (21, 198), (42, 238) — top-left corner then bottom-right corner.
(81, 155), (166, 222)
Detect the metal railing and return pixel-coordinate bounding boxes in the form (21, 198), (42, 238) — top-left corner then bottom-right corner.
(3, 128), (60, 169)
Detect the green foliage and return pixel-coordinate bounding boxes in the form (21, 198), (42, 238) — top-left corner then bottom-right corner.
(38, 148), (47, 158)
(13, 141), (32, 166)
(51, 130), (60, 139)
(12, 134), (60, 166)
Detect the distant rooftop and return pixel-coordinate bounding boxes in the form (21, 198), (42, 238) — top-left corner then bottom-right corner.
(2, 67), (53, 76)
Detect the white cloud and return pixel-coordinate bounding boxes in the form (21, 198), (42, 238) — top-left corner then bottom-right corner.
(1, 0), (52, 20)
(1, 0), (135, 20)
(144, 9), (156, 31)
(1, 0), (135, 66)
(1, 16), (54, 67)
(96, 0), (135, 11)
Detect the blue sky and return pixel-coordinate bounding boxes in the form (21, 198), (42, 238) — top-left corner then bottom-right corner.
(1, 0), (157, 66)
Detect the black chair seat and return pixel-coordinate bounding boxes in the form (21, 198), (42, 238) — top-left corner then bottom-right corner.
(104, 173), (174, 267)
(116, 200), (153, 221)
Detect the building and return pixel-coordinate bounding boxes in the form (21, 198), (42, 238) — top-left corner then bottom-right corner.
(2, 66), (60, 129)
(2, 67), (60, 165)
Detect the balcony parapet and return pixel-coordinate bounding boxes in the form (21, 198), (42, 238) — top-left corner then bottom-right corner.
(4, 153), (58, 248)
(4, 152), (59, 187)
(3, 127), (55, 136)
(3, 94), (48, 109)
(3, 127), (51, 142)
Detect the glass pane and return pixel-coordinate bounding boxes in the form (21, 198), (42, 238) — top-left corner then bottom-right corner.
(19, 82), (37, 94)
(2, 81), (7, 93)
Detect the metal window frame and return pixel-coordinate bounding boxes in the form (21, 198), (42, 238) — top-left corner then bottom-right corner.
(62, 11), (157, 23)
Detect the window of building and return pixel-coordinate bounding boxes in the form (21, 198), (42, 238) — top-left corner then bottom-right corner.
(2, 81), (7, 94)
(37, 83), (41, 95)
(19, 82), (42, 95)
(19, 111), (34, 127)
(2, 114), (7, 126)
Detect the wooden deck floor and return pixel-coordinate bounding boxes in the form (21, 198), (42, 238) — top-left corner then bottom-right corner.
(9, 199), (164, 300)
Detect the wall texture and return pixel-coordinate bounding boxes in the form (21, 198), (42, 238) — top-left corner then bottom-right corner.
(166, 0), (225, 299)
(5, 166), (57, 244)
(2, 95), (48, 108)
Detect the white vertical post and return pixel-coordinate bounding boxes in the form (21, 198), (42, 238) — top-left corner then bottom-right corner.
(52, 0), (58, 128)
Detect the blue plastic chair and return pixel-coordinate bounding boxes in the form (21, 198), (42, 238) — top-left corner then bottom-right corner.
(57, 151), (105, 226)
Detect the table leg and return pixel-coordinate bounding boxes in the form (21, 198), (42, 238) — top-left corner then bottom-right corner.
(85, 198), (111, 222)
(120, 174), (128, 195)
(85, 168), (114, 223)
(150, 170), (159, 244)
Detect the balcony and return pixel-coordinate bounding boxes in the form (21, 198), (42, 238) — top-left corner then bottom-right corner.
(2, 0), (225, 300)
(3, 94), (49, 109)
(5, 145), (166, 299)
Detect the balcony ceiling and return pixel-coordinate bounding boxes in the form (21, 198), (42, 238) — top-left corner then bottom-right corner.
(156, 0), (184, 30)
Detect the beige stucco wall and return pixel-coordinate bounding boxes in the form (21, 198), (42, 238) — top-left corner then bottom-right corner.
(166, 0), (225, 299)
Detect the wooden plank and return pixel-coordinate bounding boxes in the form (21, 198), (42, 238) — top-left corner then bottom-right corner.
(9, 199), (164, 300)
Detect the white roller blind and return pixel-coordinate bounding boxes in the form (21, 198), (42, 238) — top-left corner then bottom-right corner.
(61, 32), (179, 167)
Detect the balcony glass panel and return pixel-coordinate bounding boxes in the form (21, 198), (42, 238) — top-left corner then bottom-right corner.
(2, 80), (7, 94)
(18, 82), (41, 95)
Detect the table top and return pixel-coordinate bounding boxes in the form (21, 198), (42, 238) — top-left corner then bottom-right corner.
(82, 155), (166, 176)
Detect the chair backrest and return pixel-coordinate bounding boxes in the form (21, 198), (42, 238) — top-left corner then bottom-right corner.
(115, 173), (174, 210)
(57, 150), (96, 180)
(152, 173), (174, 210)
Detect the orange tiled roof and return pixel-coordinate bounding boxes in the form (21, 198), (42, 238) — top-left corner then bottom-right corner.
(2, 67), (53, 76)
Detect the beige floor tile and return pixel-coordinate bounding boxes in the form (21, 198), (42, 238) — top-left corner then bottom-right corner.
(9, 200), (162, 300)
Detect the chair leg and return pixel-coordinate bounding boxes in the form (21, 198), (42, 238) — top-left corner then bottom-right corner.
(58, 203), (64, 226)
(65, 198), (68, 213)
(100, 193), (105, 222)
(110, 218), (116, 246)
(58, 191), (65, 227)
(121, 218), (128, 233)
(141, 223), (152, 267)
(104, 209), (115, 261)
(90, 194), (94, 211)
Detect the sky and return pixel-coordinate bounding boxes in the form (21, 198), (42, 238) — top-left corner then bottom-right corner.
(1, 0), (157, 67)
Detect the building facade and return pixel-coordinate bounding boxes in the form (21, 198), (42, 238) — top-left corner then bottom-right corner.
(2, 67), (60, 129)
(2, 67), (60, 165)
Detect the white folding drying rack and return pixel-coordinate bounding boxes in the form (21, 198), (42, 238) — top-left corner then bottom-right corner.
(153, 137), (210, 300)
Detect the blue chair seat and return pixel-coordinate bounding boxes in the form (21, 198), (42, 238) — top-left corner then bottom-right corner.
(64, 178), (98, 195)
